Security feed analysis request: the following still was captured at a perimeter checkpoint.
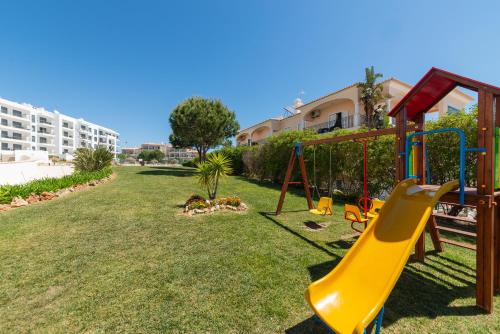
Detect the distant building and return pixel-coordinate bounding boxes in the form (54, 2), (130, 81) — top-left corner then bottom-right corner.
(121, 142), (197, 163)
(0, 96), (119, 158)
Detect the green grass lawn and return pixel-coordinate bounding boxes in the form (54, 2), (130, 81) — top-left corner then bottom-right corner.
(0, 166), (498, 333)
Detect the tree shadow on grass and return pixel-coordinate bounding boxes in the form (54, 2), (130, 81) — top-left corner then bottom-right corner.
(136, 166), (196, 177)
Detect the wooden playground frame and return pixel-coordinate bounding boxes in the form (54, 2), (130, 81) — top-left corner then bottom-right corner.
(275, 68), (500, 313)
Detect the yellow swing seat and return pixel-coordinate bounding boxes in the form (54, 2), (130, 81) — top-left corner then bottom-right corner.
(366, 198), (385, 218)
(310, 197), (333, 215)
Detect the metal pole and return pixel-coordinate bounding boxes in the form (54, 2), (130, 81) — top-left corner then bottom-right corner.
(363, 140), (368, 218)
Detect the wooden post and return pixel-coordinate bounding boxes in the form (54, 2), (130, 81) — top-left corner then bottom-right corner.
(395, 109), (407, 183)
(298, 150), (314, 210)
(494, 95), (500, 294)
(476, 89), (495, 313)
(428, 215), (443, 252)
(276, 148), (297, 215)
(414, 113), (426, 261)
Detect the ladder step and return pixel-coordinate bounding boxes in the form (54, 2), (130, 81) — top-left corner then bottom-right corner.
(433, 212), (476, 223)
(437, 201), (475, 208)
(440, 238), (477, 250)
(435, 225), (477, 237)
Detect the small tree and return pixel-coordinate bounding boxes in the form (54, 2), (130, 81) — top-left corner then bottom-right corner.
(196, 153), (232, 200)
(169, 97), (239, 162)
(357, 66), (384, 129)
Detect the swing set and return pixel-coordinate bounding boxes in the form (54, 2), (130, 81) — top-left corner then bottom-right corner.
(276, 128), (394, 228)
(277, 68), (500, 316)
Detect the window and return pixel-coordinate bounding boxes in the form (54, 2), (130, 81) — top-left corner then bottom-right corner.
(12, 133), (22, 140)
(12, 110), (22, 117)
(1, 106), (7, 114)
(39, 127), (47, 134)
(40, 147), (47, 151)
(1, 143), (8, 150)
(32, 146), (35, 150)
(63, 149), (68, 153)
(32, 136), (36, 142)
(40, 117), (47, 124)
(32, 126), (35, 131)
(12, 121), (22, 129)
(63, 140), (69, 146)
(94, 129), (97, 135)
(1, 119), (7, 126)
(81, 125), (86, 130)
(13, 144), (22, 150)
(1, 131), (7, 138)
(63, 122), (69, 128)
(32, 115), (36, 122)
(447, 105), (460, 114)
(64, 131), (69, 137)
(40, 137), (47, 144)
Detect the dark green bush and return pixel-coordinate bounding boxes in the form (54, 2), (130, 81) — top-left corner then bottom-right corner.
(0, 168), (112, 204)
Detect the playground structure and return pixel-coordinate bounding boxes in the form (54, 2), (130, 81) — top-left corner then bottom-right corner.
(275, 67), (500, 320)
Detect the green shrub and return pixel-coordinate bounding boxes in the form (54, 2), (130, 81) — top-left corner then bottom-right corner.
(182, 159), (198, 168)
(216, 196), (241, 207)
(185, 194), (206, 207)
(74, 147), (114, 172)
(218, 110), (479, 200)
(0, 168), (112, 204)
(188, 200), (209, 210)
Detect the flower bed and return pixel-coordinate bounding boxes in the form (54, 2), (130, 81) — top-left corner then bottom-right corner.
(0, 168), (114, 212)
(183, 195), (247, 215)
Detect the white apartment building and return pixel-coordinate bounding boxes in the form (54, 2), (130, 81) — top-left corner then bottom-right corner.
(0, 97), (119, 159)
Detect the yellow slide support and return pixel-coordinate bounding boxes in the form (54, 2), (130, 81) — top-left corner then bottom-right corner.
(305, 179), (459, 333)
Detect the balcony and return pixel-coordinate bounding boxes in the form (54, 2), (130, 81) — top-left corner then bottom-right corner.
(1, 122), (31, 132)
(39, 120), (54, 126)
(0, 134), (29, 143)
(38, 130), (55, 136)
(305, 115), (355, 134)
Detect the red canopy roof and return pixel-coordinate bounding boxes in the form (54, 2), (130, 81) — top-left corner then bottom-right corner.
(388, 67), (500, 121)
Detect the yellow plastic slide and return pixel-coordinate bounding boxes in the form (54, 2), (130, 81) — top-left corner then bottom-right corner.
(305, 179), (459, 334)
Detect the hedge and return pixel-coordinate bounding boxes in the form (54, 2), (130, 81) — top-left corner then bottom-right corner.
(0, 167), (113, 204)
(216, 109), (478, 200)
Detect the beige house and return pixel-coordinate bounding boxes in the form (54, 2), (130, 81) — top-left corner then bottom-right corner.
(236, 78), (473, 146)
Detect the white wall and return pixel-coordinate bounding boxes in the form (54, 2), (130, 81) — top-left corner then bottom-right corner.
(14, 150), (49, 163)
(0, 161), (73, 186)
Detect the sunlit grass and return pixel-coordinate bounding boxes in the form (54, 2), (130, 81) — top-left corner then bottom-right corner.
(0, 166), (498, 333)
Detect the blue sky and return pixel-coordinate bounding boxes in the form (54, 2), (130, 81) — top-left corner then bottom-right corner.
(0, 0), (499, 147)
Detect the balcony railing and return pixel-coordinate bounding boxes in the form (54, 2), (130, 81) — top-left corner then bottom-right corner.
(1, 134), (26, 141)
(305, 115), (355, 133)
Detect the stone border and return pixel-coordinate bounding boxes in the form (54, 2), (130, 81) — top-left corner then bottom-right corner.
(0, 173), (116, 213)
(183, 202), (248, 216)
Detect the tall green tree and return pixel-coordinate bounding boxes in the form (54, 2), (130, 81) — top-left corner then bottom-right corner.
(357, 66), (384, 129)
(169, 97), (239, 161)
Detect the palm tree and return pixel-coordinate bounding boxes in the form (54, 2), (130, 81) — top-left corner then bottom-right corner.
(357, 66), (384, 128)
(196, 152), (232, 200)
